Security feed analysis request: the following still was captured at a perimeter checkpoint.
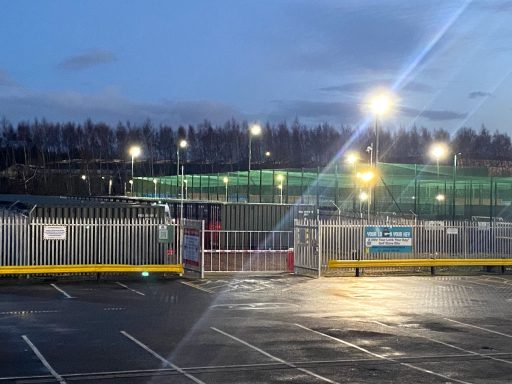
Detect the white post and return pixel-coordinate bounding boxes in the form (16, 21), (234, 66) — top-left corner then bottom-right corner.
(201, 220), (205, 279)
(317, 221), (322, 278)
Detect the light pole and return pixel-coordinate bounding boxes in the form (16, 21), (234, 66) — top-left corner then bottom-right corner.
(369, 93), (392, 164)
(177, 139), (187, 197)
(223, 176), (229, 202)
(153, 178), (158, 197)
(129, 179), (133, 195)
(248, 123), (262, 202)
(356, 169), (375, 221)
(277, 174), (284, 204)
(129, 145), (141, 182)
(345, 152), (359, 211)
(452, 152), (461, 220)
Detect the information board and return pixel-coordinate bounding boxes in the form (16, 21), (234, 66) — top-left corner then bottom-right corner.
(43, 226), (67, 240)
(364, 226), (413, 253)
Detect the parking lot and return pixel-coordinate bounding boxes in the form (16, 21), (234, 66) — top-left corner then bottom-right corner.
(1, 274), (512, 383)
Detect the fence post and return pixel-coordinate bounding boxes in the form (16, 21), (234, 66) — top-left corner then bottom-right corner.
(201, 220), (205, 279)
(317, 220), (322, 278)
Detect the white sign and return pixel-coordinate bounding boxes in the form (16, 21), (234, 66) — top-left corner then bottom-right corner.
(446, 227), (459, 235)
(477, 222), (490, 230)
(365, 238), (413, 247)
(43, 226), (67, 240)
(183, 230), (200, 264)
(425, 221), (444, 230)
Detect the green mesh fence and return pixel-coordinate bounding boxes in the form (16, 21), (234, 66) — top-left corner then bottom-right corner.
(132, 162), (512, 220)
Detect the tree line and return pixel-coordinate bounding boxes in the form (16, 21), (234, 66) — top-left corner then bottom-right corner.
(0, 117), (511, 194)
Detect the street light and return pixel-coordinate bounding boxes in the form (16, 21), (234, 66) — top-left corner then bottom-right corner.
(277, 174), (284, 204)
(128, 146), (141, 182)
(248, 123), (262, 202)
(368, 91), (393, 164)
(356, 168), (377, 221)
(345, 151), (359, 212)
(429, 142), (449, 178)
(223, 176), (229, 202)
(177, 139), (187, 196)
(153, 178), (158, 197)
(452, 152), (461, 220)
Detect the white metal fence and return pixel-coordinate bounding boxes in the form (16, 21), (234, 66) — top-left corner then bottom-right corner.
(294, 218), (512, 276)
(203, 229), (293, 273)
(0, 216), (180, 268)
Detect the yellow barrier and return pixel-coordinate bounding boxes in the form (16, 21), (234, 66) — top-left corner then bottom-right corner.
(328, 259), (512, 269)
(0, 264), (183, 275)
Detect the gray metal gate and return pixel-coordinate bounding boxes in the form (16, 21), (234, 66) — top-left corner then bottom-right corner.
(293, 219), (320, 277)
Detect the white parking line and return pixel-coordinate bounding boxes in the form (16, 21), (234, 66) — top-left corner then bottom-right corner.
(420, 334), (512, 365)
(181, 281), (214, 294)
(371, 319), (512, 366)
(115, 282), (145, 296)
(120, 331), (205, 384)
(50, 284), (74, 299)
(295, 324), (474, 384)
(211, 327), (340, 384)
(22, 335), (67, 384)
(445, 318), (512, 338)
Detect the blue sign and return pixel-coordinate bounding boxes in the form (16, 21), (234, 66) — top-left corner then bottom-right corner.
(364, 226), (413, 253)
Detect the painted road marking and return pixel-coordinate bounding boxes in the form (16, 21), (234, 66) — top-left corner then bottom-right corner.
(370, 319), (512, 365)
(0, 310), (60, 316)
(211, 327), (340, 384)
(50, 284), (74, 299)
(120, 331), (205, 384)
(181, 281), (214, 294)
(445, 318), (512, 338)
(115, 282), (145, 296)
(295, 324), (474, 384)
(22, 335), (67, 384)
(421, 335), (512, 365)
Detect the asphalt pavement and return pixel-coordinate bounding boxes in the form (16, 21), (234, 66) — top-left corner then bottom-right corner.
(1, 274), (512, 383)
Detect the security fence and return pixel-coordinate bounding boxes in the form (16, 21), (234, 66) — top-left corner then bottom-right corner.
(0, 215), (182, 274)
(294, 218), (512, 277)
(133, 162), (512, 220)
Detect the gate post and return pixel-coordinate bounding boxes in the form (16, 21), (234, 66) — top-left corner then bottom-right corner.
(317, 221), (322, 278)
(201, 220), (205, 279)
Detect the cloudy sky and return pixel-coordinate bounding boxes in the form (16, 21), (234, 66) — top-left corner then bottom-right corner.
(1, 0), (512, 133)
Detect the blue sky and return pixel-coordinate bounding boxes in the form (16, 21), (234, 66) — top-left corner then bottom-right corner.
(1, 0), (512, 134)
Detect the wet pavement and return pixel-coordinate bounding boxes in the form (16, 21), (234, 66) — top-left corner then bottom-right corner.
(1, 274), (512, 383)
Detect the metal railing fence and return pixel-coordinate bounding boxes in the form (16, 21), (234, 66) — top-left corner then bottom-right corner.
(294, 218), (512, 276)
(0, 215), (180, 270)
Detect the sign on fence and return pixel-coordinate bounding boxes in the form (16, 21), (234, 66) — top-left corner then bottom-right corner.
(364, 226), (413, 253)
(43, 226), (67, 240)
(181, 219), (204, 278)
(157, 224), (174, 244)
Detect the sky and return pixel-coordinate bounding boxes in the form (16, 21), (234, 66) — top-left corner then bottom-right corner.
(1, 0), (512, 134)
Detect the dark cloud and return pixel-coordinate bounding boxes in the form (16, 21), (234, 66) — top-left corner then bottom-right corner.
(402, 106), (467, 121)
(268, 100), (360, 123)
(58, 50), (116, 70)
(275, 1), (452, 74)
(0, 91), (241, 125)
(468, 91), (492, 99)
(320, 80), (432, 94)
